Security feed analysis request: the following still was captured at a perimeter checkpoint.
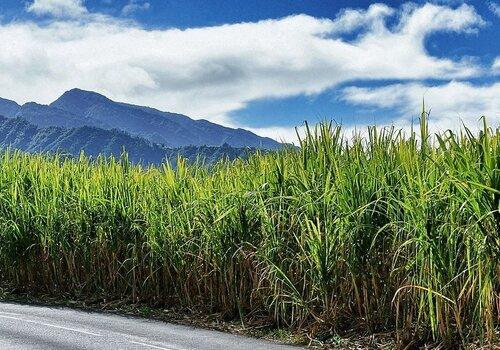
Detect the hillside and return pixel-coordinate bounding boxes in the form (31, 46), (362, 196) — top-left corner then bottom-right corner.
(0, 116), (253, 166)
(51, 89), (281, 149)
(0, 89), (281, 150)
(0, 97), (20, 117)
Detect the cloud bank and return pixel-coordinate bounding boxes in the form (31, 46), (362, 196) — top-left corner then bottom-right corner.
(0, 1), (496, 140)
(343, 81), (500, 132)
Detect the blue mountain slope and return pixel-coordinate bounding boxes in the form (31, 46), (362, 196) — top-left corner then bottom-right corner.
(50, 88), (282, 149)
(0, 116), (254, 166)
(14, 102), (98, 129)
(0, 89), (281, 164)
(0, 97), (20, 117)
(0, 97), (110, 130)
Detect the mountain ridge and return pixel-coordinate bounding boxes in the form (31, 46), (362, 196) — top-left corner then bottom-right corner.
(0, 97), (20, 117)
(0, 89), (281, 165)
(50, 88), (281, 149)
(0, 115), (254, 166)
(0, 89), (281, 150)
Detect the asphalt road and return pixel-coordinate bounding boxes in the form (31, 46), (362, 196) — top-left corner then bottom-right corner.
(0, 302), (303, 350)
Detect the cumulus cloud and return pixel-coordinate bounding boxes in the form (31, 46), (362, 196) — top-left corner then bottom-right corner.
(342, 81), (500, 132)
(121, 0), (151, 16)
(0, 2), (489, 140)
(27, 0), (88, 18)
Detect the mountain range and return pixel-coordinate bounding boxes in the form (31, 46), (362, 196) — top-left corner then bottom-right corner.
(0, 116), (253, 166)
(0, 89), (282, 164)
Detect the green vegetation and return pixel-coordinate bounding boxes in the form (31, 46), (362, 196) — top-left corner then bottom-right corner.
(0, 115), (498, 348)
(0, 115), (255, 166)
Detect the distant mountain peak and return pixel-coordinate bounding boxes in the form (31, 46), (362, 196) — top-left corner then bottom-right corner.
(51, 88), (112, 117)
(61, 88), (110, 101)
(42, 88), (283, 149)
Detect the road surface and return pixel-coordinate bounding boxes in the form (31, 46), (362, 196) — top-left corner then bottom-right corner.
(0, 301), (303, 350)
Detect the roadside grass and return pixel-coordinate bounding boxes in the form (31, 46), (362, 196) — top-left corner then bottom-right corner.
(0, 113), (498, 348)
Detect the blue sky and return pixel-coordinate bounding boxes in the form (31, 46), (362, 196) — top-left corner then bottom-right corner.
(0, 0), (498, 141)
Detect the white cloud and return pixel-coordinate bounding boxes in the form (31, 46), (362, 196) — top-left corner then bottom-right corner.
(121, 0), (150, 16)
(342, 81), (500, 132)
(493, 57), (500, 73)
(246, 125), (306, 145)
(0, 2), (488, 141)
(27, 0), (88, 18)
(488, 1), (500, 17)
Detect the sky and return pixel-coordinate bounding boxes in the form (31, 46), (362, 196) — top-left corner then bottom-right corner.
(0, 0), (498, 142)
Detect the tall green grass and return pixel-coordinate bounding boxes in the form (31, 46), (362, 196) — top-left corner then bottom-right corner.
(0, 116), (498, 347)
